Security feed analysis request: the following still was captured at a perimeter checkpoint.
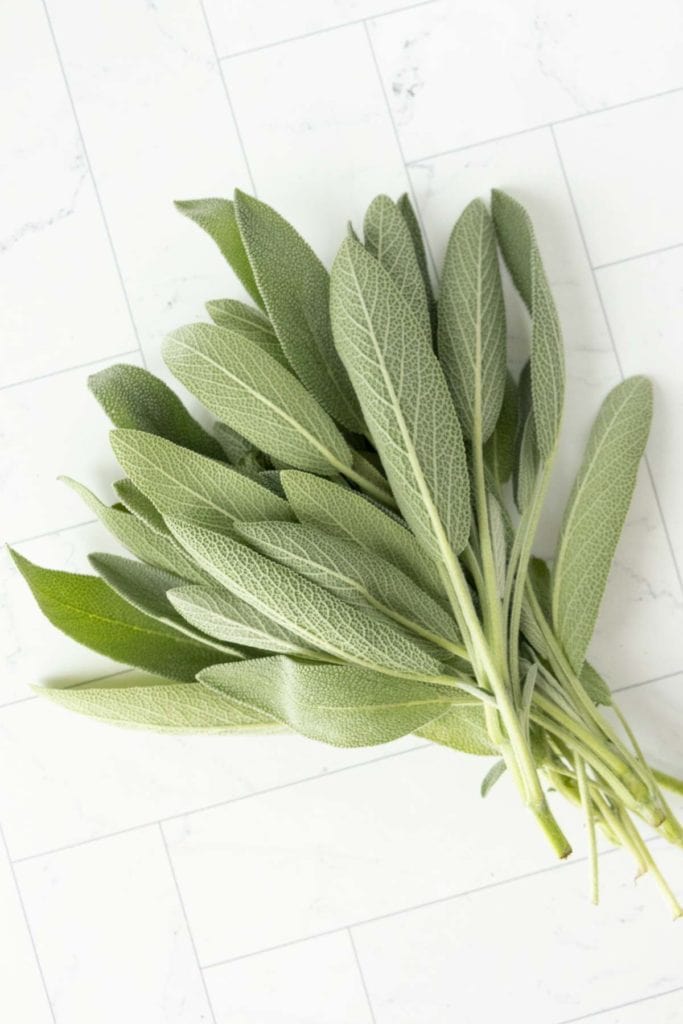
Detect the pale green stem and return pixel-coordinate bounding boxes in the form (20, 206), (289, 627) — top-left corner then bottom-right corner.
(575, 756), (599, 904)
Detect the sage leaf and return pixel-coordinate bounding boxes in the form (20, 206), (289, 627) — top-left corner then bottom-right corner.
(110, 429), (293, 532)
(113, 479), (168, 534)
(88, 363), (224, 460)
(205, 299), (289, 368)
(481, 758), (507, 797)
(491, 191), (564, 459)
(396, 192), (437, 333)
(62, 477), (209, 583)
(213, 421), (254, 465)
(487, 494), (507, 599)
(438, 198), (506, 443)
(516, 415), (539, 513)
(169, 585), (311, 655)
(580, 662), (612, 706)
(551, 376), (653, 672)
(200, 657), (461, 747)
(175, 197), (263, 309)
(363, 194), (430, 332)
(330, 236), (471, 559)
(484, 371), (518, 486)
(233, 190), (363, 431)
(89, 553), (242, 657)
(416, 704), (497, 756)
(167, 518), (447, 679)
(163, 322), (353, 475)
(10, 552), (221, 682)
(235, 520), (461, 647)
(39, 673), (276, 733)
(281, 470), (445, 602)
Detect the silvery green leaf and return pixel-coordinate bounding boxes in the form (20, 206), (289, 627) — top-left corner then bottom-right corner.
(89, 553), (243, 657)
(38, 672), (277, 733)
(551, 376), (653, 673)
(396, 192), (437, 333)
(175, 197), (263, 309)
(580, 662), (612, 706)
(484, 371), (518, 486)
(110, 429), (293, 533)
(491, 190), (564, 460)
(10, 552), (221, 682)
(415, 704), (497, 756)
(213, 421), (254, 465)
(88, 363), (224, 460)
(167, 518), (447, 679)
(481, 758), (507, 797)
(281, 470), (445, 602)
(438, 199), (506, 444)
(487, 494), (507, 599)
(233, 190), (363, 431)
(113, 479), (168, 534)
(62, 477), (209, 583)
(200, 657), (461, 748)
(205, 299), (289, 368)
(163, 322), (353, 476)
(516, 415), (539, 513)
(235, 520), (460, 648)
(363, 194), (430, 332)
(520, 557), (551, 655)
(330, 236), (471, 559)
(169, 585), (311, 655)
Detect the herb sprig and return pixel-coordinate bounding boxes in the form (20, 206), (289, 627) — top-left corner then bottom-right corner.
(12, 188), (682, 913)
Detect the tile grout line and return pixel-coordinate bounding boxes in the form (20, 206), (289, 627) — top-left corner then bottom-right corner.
(198, 0), (259, 197)
(556, 983), (683, 1024)
(347, 928), (378, 1024)
(158, 825), (218, 1024)
(363, 20), (440, 283)
(0, 824), (57, 1023)
(611, 668), (683, 694)
(594, 241), (683, 272)
(218, 0), (437, 61)
(406, 85), (683, 168)
(0, 348), (140, 395)
(202, 838), (663, 971)
(8, 517), (98, 548)
(550, 125), (683, 597)
(39, 0), (147, 369)
(10, 742), (430, 865)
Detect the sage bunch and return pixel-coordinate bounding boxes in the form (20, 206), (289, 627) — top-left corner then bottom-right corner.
(13, 188), (683, 913)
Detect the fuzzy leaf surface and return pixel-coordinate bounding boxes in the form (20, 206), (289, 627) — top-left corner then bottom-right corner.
(330, 236), (470, 559)
(364, 194), (430, 332)
(163, 322), (352, 475)
(396, 192), (436, 333)
(10, 552), (221, 682)
(200, 657), (463, 747)
(484, 371), (518, 486)
(175, 197), (262, 308)
(415, 704), (497, 756)
(438, 198), (506, 443)
(113, 479), (168, 534)
(168, 518), (447, 678)
(234, 190), (363, 431)
(551, 376), (653, 672)
(205, 299), (288, 367)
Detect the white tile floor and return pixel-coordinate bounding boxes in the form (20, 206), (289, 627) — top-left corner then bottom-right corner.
(1, 1), (682, 1021)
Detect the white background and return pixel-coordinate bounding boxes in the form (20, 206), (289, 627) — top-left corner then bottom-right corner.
(1, 1), (683, 1021)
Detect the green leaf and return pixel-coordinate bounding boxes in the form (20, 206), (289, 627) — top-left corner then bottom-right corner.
(396, 192), (437, 333)
(281, 470), (445, 602)
(163, 322), (353, 476)
(438, 198), (506, 443)
(580, 662), (612, 706)
(175, 197), (263, 309)
(516, 414), (539, 513)
(167, 518), (448, 679)
(484, 372), (518, 486)
(62, 477), (209, 584)
(415, 704), (497, 756)
(88, 363), (224, 460)
(233, 190), (363, 431)
(330, 236), (471, 559)
(205, 299), (289, 368)
(110, 429), (293, 533)
(10, 552), (222, 682)
(487, 494), (507, 599)
(113, 479), (168, 534)
(235, 520), (460, 648)
(38, 672), (277, 733)
(213, 421), (254, 465)
(551, 376), (653, 673)
(491, 190), (564, 460)
(363, 194), (430, 332)
(169, 585), (312, 655)
(200, 657), (462, 747)
(481, 758), (507, 797)
(89, 553), (242, 657)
